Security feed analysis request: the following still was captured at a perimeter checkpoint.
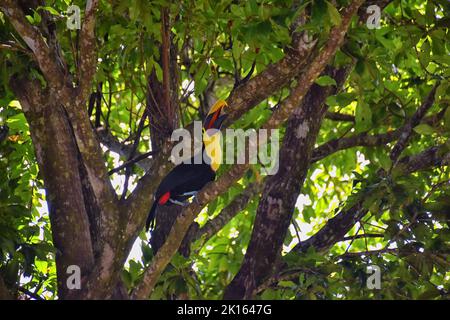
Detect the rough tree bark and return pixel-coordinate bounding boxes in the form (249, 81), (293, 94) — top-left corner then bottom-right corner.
(1, 0), (128, 299)
(223, 66), (351, 299)
(10, 77), (96, 298)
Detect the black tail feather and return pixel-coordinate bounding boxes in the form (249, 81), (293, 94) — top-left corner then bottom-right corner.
(145, 200), (158, 232)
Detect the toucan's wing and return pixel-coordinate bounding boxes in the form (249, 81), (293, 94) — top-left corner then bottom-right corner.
(155, 161), (215, 199)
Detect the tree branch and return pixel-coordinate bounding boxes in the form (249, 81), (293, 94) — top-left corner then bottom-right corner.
(0, 0), (70, 95)
(311, 130), (400, 162)
(160, 6), (172, 120)
(108, 151), (157, 175)
(0, 275), (14, 300)
(18, 287), (44, 300)
(389, 83), (439, 164)
(189, 181), (264, 249)
(395, 143), (450, 175)
(340, 233), (384, 242)
(312, 108), (446, 163)
(293, 143), (450, 255)
(78, 0), (99, 101)
(96, 127), (154, 171)
(324, 111), (355, 122)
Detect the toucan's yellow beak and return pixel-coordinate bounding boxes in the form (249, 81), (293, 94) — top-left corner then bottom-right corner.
(207, 100), (227, 115)
(203, 100), (228, 130)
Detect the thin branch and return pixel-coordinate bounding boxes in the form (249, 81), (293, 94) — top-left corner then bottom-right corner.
(312, 109), (446, 163)
(325, 111), (355, 122)
(160, 6), (172, 120)
(18, 287), (44, 300)
(78, 0), (100, 101)
(108, 150), (157, 175)
(339, 248), (398, 258)
(395, 144), (450, 175)
(121, 107), (148, 199)
(312, 130), (400, 162)
(0, 41), (32, 56)
(340, 233), (383, 242)
(192, 181), (263, 245)
(0, 0), (69, 96)
(389, 83), (439, 165)
(256, 266), (322, 294)
(344, 224), (362, 254)
(96, 127), (154, 171)
(240, 58), (257, 85)
(423, 179), (450, 202)
(294, 143), (450, 254)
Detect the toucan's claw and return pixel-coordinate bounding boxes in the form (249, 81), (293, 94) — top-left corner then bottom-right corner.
(193, 196), (200, 205)
(180, 191), (198, 197)
(169, 199), (189, 206)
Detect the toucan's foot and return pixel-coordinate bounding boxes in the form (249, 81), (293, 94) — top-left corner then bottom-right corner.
(193, 195), (200, 205)
(183, 191), (199, 204)
(180, 191), (198, 197)
(169, 199), (189, 206)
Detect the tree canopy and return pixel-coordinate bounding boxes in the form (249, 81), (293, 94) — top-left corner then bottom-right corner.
(0, 0), (449, 300)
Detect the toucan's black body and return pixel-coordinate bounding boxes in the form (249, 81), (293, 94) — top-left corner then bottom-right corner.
(145, 155), (215, 231)
(145, 100), (227, 232)
(156, 158), (216, 203)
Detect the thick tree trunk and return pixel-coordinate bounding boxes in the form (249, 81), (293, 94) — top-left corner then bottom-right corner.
(0, 275), (14, 300)
(224, 67), (350, 299)
(10, 77), (95, 298)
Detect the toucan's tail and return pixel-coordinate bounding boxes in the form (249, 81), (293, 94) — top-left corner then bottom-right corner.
(145, 200), (158, 232)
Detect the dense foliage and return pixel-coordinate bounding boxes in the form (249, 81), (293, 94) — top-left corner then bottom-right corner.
(0, 0), (449, 299)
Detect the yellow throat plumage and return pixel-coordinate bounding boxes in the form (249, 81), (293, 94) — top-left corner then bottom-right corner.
(203, 129), (223, 171)
(202, 100), (227, 171)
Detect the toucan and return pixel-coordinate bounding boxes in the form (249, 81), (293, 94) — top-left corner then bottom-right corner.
(145, 100), (228, 231)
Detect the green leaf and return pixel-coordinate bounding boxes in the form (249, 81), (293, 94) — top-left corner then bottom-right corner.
(37, 6), (60, 16)
(25, 15), (34, 24)
(335, 92), (356, 107)
(214, 57), (234, 72)
(355, 100), (372, 132)
(141, 243), (153, 263)
(417, 287), (441, 300)
(311, 0), (327, 25)
(435, 81), (449, 100)
(315, 75), (337, 87)
(443, 106), (450, 132)
(151, 60), (163, 83)
(425, 2), (435, 23)
(419, 40), (431, 67)
(413, 124), (435, 135)
(326, 1), (341, 26)
(278, 280), (297, 288)
(33, 11), (42, 24)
